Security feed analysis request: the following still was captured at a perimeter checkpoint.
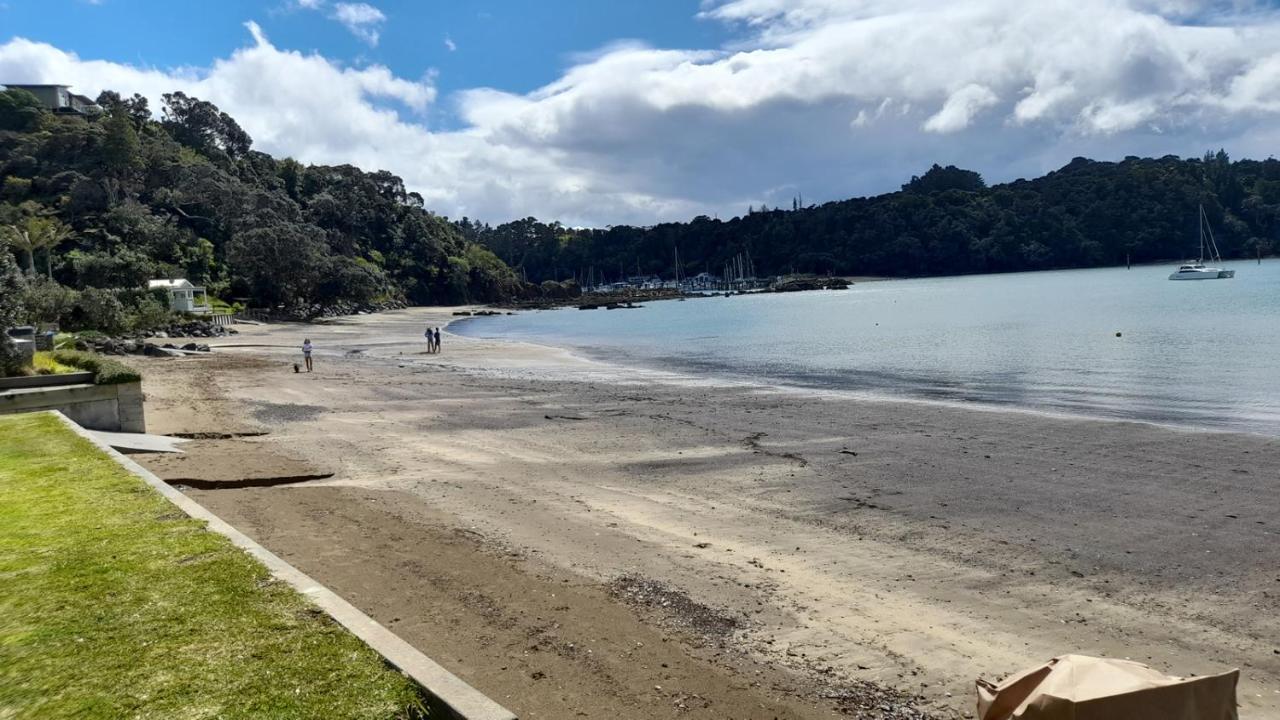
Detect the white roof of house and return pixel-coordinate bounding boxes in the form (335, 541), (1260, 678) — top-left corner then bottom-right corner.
(148, 279), (198, 290)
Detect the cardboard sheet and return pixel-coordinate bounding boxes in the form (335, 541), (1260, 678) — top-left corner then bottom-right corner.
(977, 654), (1237, 720)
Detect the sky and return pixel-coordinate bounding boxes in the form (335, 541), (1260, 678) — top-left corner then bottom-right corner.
(3, 0), (1280, 227)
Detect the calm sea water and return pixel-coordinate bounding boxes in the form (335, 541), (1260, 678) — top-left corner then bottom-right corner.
(454, 260), (1280, 434)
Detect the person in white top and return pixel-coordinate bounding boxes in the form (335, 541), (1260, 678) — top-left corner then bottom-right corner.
(302, 338), (313, 372)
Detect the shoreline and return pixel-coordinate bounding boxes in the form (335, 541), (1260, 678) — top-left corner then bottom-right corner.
(133, 308), (1280, 719)
(446, 312), (1277, 440)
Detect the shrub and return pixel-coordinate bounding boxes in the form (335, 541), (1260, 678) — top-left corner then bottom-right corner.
(0, 244), (25, 377)
(49, 350), (141, 385)
(127, 294), (174, 331)
(18, 277), (79, 326)
(31, 351), (78, 375)
(2, 176), (31, 201)
(67, 287), (129, 334)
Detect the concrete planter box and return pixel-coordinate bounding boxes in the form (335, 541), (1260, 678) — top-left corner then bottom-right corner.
(0, 380), (145, 432)
(0, 372), (95, 390)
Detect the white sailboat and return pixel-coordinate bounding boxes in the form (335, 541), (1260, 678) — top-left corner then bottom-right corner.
(1169, 205), (1234, 280)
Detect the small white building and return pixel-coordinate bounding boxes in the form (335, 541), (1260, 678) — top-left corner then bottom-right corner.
(148, 279), (211, 314)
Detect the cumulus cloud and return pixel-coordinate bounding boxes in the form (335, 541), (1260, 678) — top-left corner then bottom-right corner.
(3, 0), (1280, 227)
(289, 0), (385, 45)
(331, 2), (385, 46)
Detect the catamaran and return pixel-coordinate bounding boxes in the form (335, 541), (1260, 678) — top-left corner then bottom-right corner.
(1169, 205), (1234, 280)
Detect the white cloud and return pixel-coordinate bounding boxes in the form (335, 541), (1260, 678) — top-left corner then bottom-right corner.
(444, 36), (457, 52)
(923, 84), (1000, 133)
(3, 1), (1280, 227)
(331, 2), (385, 46)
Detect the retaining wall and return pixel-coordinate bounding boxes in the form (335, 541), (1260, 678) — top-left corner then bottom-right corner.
(54, 412), (516, 720)
(0, 381), (145, 432)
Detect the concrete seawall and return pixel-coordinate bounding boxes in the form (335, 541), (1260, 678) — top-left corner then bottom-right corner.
(0, 381), (145, 432)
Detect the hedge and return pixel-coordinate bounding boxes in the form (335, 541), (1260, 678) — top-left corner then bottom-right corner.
(49, 350), (142, 385)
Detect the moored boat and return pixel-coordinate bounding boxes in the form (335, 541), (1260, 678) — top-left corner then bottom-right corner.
(1169, 205), (1233, 280)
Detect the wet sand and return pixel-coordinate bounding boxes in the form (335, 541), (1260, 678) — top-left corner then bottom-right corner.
(133, 308), (1280, 719)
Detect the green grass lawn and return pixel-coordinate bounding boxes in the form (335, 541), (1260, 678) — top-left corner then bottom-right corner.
(0, 413), (427, 719)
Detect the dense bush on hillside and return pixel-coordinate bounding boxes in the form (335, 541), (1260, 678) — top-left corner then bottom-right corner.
(0, 86), (533, 333)
(5, 82), (1278, 336)
(461, 155), (1280, 283)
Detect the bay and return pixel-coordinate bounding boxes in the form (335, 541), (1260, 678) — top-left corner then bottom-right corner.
(453, 260), (1280, 435)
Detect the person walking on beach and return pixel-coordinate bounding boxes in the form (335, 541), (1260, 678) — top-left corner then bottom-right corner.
(425, 325), (436, 353)
(434, 327), (442, 354)
(302, 338), (313, 372)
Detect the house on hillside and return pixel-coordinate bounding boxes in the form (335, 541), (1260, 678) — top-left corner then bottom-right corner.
(2, 84), (101, 114)
(148, 279), (211, 315)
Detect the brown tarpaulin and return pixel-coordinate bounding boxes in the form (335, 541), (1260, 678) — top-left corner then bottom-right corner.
(977, 654), (1238, 720)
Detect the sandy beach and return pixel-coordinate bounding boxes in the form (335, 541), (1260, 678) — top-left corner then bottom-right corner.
(132, 308), (1280, 719)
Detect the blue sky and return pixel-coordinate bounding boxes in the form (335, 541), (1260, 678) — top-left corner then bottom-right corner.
(3, 1), (1280, 226)
(5, 0), (732, 128)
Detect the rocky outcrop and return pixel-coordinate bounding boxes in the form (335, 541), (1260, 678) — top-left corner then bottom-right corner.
(767, 277), (851, 293)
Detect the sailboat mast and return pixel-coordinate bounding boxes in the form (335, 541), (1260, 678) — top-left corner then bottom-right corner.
(1199, 204), (1206, 264)
(1203, 205), (1223, 264)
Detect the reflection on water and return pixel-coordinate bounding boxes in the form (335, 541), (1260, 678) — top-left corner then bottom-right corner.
(454, 260), (1280, 435)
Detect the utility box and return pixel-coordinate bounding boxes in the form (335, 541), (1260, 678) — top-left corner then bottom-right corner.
(6, 327), (36, 364)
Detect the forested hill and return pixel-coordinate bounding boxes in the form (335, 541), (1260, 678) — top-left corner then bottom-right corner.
(0, 87), (532, 319)
(4, 82), (1278, 327)
(460, 154), (1280, 284)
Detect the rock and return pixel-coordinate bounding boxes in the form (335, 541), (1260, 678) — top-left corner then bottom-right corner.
(121, 340), (139, 354)
(181, 343), (199, 351)
(154, 331), (168, 338)
(143, 344), (182, 358)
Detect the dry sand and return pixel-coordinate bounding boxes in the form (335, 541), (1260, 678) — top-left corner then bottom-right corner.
(132, 308), (1280, 719)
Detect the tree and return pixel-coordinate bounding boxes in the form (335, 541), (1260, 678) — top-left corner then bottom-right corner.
(0, 207), (74, 277)
(95, 90), (151, 128)
(227, 225), (327, 307)
(902, 164), (986, 194)
(0, 84), (534, 316)
(101, 109), (143, 177)
(161, 91), (252, 159)
(0, 88), (44, 132)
